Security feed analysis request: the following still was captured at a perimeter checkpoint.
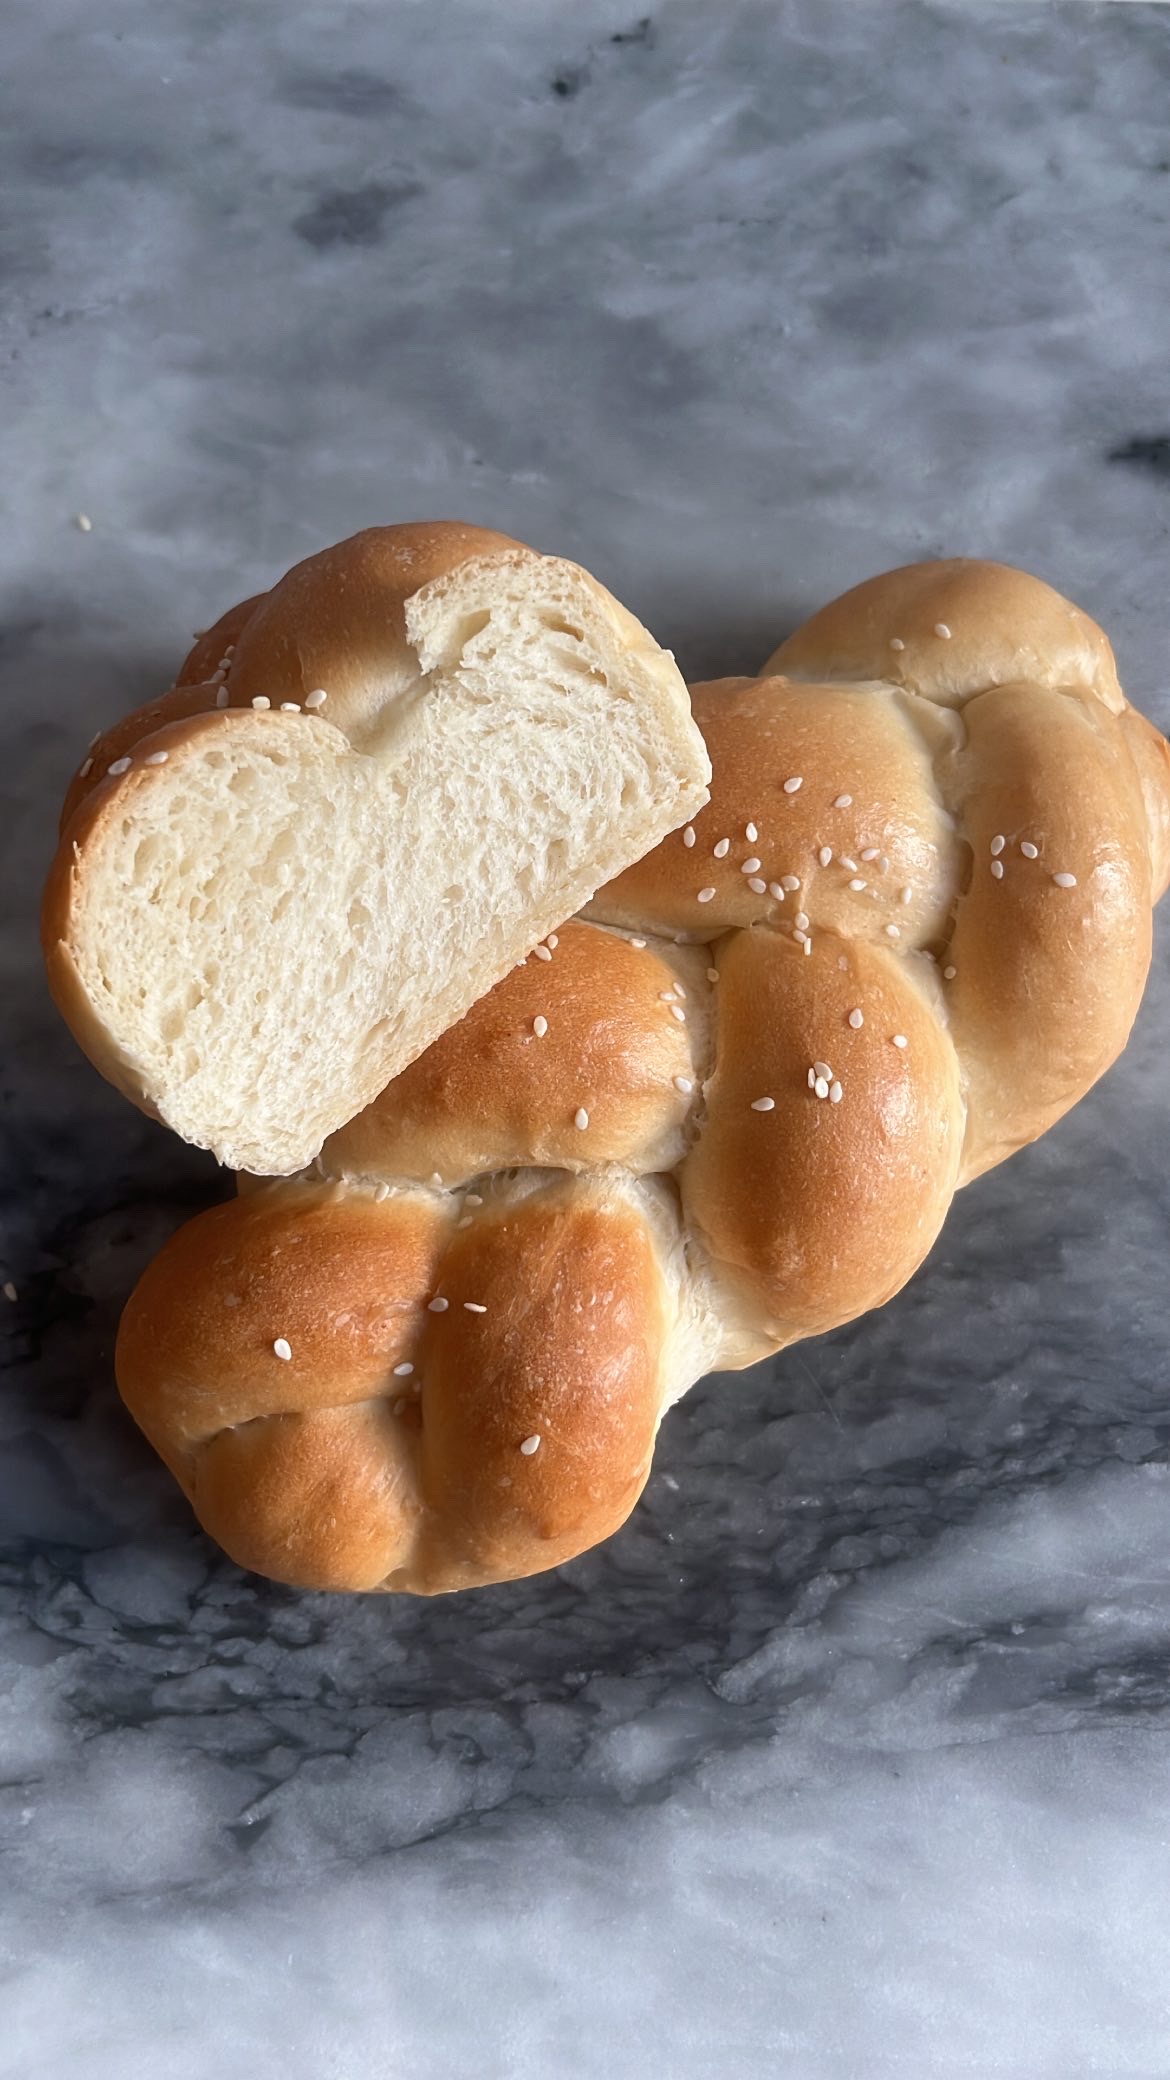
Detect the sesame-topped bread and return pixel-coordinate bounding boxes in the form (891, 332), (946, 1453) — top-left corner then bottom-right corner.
(42, 523), (711, 1175)
(114, 559), (1170, 1594)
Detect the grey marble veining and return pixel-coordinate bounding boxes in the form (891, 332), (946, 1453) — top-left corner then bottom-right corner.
(4, 2), (1170, 2073)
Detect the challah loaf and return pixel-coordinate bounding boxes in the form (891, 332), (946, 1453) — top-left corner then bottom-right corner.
(115, 559), (1170, 1594)
(42, 523), (710, 1175)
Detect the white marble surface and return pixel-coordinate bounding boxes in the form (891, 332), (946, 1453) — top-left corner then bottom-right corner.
(4, 2), (1170, 2073)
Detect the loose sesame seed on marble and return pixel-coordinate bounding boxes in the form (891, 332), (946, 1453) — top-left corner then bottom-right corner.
(849, 879), (867, 893)
(814, 1076), (829, 1099)
(943, 965), (957, 980)
(79, 758), (93, 777)
(683, 826), (696, 848)
(670, 1004), (687, 1022)
(885, 923), (901, 939)
(751, 1096), (775, 1112)
(145, 751), (168, 765)
(533, 1015), (548, 1038)
(464, 1302), (488, 1314)
(696, 886), (716, 904)
(707, 966), (720, 983)
(574, 1107), (590, 1129)
(990, 834), (1005, 856)
(889, 638), (905, 652)
(749, 877), (767, 894)
(1053, 872), (1078, 888)
(532, 944), (553, 961)
(848, 1007), (864, 1029)
(741, 857), (762, 875)
(216, 687), (230, 707)
(393, 1362), (414, 1377)
(991, 860), (1004, 880)
(520, 1435), (541, 1455)
(783, 776), (803, 794)
(934, 623), (952, 639)
(673, 1075), (693, 1094)
(829, 1080), (843, 1104)
(833, 793), (853, 808)
(892, 1034), (908, 1049)
(108, 756), (131, 775)
(745, 822), (758, 843)
(75, 513), (93, 532)
(273, 1338), (293, 1362)
(305, 689), (328, 709)
(780, 874), (801, 892)
(428, 1297), (449, 1313)
(1020, 841), (1039, 859)
(713, 837), (730, 858)
(818, 847), (833, 867)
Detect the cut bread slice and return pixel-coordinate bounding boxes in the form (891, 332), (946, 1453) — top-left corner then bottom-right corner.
(43, 530), (710, 1174)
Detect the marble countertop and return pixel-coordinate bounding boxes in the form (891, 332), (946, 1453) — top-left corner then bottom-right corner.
(4, 2), (1170, 2073)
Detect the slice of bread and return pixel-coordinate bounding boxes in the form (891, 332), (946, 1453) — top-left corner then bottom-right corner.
(43, 526), (710, 1175)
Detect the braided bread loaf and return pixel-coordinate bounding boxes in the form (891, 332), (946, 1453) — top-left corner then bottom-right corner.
(116, 560), (1170, 1594)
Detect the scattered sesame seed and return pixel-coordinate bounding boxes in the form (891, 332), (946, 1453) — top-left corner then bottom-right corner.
(393, 1398), (407, 1416)
(431, 1172), (443, 1186)
(783, 776), (803, 794)
(751, 1096), (775, 1112)
(466, 1194), (483, 1206)
(795, 911), (810, 932)
(741, 857), (762, 875)
(2, 1282), (16, 1302)
(1053, 871), (1078, 888)
(813, 1059), (833, 1080)
(713, 838), (730, 858)
(273, 1338), (293, 1362)
(900, 884), (913, 905)
(804, 937), (812, 955)
(457, 1216), (473, 1229)
(990, 834), (1005, 857)
(848, 1008), (864, 1029)
(251, 696), (271, 710)
(673, 983), (687, 999)
(781, 874), (801, 892)
(749, 877), (767, 894)
(428, 1296), (449, 1312)
(943, 965), (957, 979)
(934, 622), (952, 640)
(991, 860), (1004, 880)
(374, 1183), (390, 1201)
(216, 687), (230, 707)
(659, 991), (676, 1003)
(793, 927), (808, 946)
(546, 934), (558, 949)
(210, 669), (226, 684)
(696, 887), (716, 904)
(849, 877), (867, 893)
(673, 1075), (693, 1095)
(814, 1076), (829, 1099)
(393, 1361), (414, 1377)
(861, 847), (879, 863)
(1020, 841), (1039, 859)
(532, 944), (553, 961)
(75, 513), (92, 532)
(807, 1068), (817, 1089)
(890, 638), (905, 652)
(768, 882), (785, 900)
(305, 689), (328, 709)
(892, 1034), (908, 1049)
(574, 1107), (590, 1129)
(746, 822), (758, 842)
(818, 847), (833, 867)
(834, 793), (853, 808)
(670, 1004), (687, 1022)
(79, 758), (93, 778)
(840, 857), (859, 873)
(108, 756), (131, 776)
(464, 1301), (488, 1314)
(280, 701), (301, 712)
(88, 731), (101, 747)
(885, 924), (901, 939)
(829, 1080), (843, 1104)
(533, 1015), (548, 1038)
(683, 826), (696, 848)
(145, 750), (168, 765)
(630, 937), (647, 948)
(520, 1434), (541, 1455)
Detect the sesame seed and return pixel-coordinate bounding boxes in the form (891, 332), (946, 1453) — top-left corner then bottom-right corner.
(428, 1296), (449, 1312)
(818, 847), (833, 867)
(88, 732), (101, 747)
(466, 1194), (483, 1206)
(1020, 841), (1039, 859)
(834, 793), (853, 808)
(814, 1076), (829, 1099)
(768, 882), (785, 900)
(783, 776), (803, 794)
(464, 1301), (488, 1314)
(659, 991), (676, 1003)
(879, 856), (890, 873)
(813, 1060), (833, 1080)
(991, 860), (1004, 880)
(885, 924), (901, 939)
(1052, 871), (1078, 889)
(670, 1004), (686, 1022)
(2, 1282), (16, 1302)
(697, 887), (716, 903)
(430, 1173), (444, 1187)
(829, 1080), (843, 1104)
(741, 857), (762, 875)
(393, 1361), (414, 1377)
(574, 1107), (590, 1129)
(890, 638), (905, 652)
(251, 696), (271, 710)
(533, 1015), (548, 1038)
(280, 701), (301, 712)
(713, 838), (730, 858)
(840, 857), (859, 873)
(374, 1183), (391, 1202)
(892, 1034), (908, 1049)
(305, 689), (328, 709)
(861, 847), (879, 862)
(216, 687), (230, 707)
(79, 758), (93, 778)
(849, 877), (867, 893)
(934, 623), (952, 639)
(519, 1434), (541, 1455)
(210, 669), (226, 684)
(746, 822), (758, 842)
(532, 944), (553, 961)
(749, 877), (767, 894)
(673, 1076), (693, 1094)
(393, 1398), (407, 1416)
(848, 1008), (864, 1028)
(108, 756), (131, 776)
(795, 911), (810, 931)
(943, 965), (957, 980)
(707, 966), (720, 983)
(546, 934), (558, 949)
(793, 927), (808, 946)
(780, 875), (801, 892)
(807, 1068), (816, 1089)
(990, 834), (1005, 857)
(273, 1338), (293, 1362)
(900, 884), (914, 906)
(683, 826), (696, 848)
(75, 513), (92, 532)
(750, 1096), (775, 1112)
(804, 938), (812, 955)
(673, 983), (687, 999)
(457, 1216), (473, 1228)
(145, 750), (168, 765)
(630, 937), (647, 948)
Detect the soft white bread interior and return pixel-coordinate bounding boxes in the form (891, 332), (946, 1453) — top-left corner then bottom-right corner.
(42, 524), (710, 1174)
